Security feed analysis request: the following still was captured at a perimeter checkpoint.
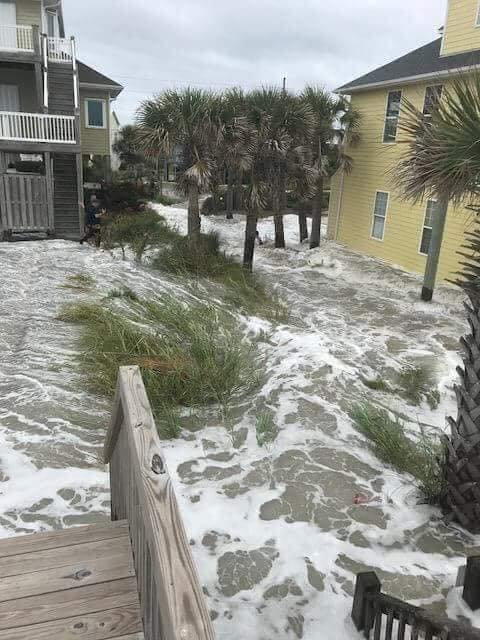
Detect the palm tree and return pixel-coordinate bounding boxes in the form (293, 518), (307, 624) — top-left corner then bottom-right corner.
(216, 88), (255, 220)
(395, 73), (480, 532)
(301, 87), (361, 249)
(246, 88), (313, 249)
(136, 88), (219, 242)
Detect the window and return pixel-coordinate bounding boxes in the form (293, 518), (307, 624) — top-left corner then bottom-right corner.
(419, 199), (437, 255)
(46, 10), (58, 37)
(477, 2), (480, 27)
(423, 85), (443, 116)
(85, 99), (106, 129)
(383, 90), (402, 143)
(371, 191), (389, 240)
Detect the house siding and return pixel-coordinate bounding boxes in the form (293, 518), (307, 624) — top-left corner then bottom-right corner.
(327, 82), (473, 282)
(442, 0), (480, 56)
(79, 88), (111, 156)
(15, 0), (42, 28)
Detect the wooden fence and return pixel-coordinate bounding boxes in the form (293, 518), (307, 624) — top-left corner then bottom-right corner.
(352, 572), (480, 640)
(0, 174), (50, 233)
(104, 366), (215, 640)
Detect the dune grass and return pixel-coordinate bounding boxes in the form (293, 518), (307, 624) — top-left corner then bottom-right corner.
(397, 364), (440, 409)
(350, 402), (445, 503)
(59, 294), (256, 439)
(151, 231), (288, 321)
(62, 274), (96, 291)
(361, 375), (392, 393)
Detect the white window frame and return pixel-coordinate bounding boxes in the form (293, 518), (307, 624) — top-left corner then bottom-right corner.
(475, 0), (480, 27)
(422, 85), (443, 116)
(370, 191), (389, 242)
(419, 199), (436, 256)
(85, 98), (107, 129)
(383, 90), (402, 144)
(45, 9), (59, 38)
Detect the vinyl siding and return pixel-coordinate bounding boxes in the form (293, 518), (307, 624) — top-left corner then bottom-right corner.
(327, 81), (473, 282)
(442, 0), (480, 56)
(80, 88), (111, 156)
(15, 0), (42, 27)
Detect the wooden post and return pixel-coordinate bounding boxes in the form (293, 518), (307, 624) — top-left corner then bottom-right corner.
(463, 557), (480, 611)
(44, 152), (55, 233)
(76, 152), (84, 237)
(421, 194), (449, 302)
(352, 572), (381, 631)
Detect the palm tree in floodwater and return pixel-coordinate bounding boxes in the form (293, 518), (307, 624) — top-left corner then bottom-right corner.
(246, 88), (313, 249)
(136, 88), (219, 242)
(395, 73), (480, 532)
(300, 86), (361, 248)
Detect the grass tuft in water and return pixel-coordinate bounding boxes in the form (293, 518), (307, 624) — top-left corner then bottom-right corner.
(256, 411), (278, 449)
(350, 402), (445, 503)
(361, 376), (392, 393)
(397, 364), (439, 408)
(59, 295), (257, 438)
(106, 287), (139, 302)
(62, 273), (96, 291)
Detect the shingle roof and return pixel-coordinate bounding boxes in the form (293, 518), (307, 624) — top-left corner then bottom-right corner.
(336, 38), (480, 93)
(78, 61), (123, 97)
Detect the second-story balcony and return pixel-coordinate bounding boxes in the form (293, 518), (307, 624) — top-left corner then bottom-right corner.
(0, 112), (76, 145)
(0, 25), (74, 63)
(0, 24), (36, 54)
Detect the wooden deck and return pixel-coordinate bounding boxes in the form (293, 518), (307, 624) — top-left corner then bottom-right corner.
(0, 366), (214, 640)
(0, 520), (144, 639)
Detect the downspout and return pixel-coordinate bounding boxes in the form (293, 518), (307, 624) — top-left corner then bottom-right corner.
(334, 168), (346, 241)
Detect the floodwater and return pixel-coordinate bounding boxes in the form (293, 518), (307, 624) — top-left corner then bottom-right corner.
(0, 207), (479, 639)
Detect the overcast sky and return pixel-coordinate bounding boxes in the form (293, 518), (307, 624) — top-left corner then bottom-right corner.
(63, 0), (445, 125)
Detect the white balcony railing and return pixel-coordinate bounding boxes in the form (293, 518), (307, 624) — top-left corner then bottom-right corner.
(0, 112), (76, 144)
(0, 25), (34, 52)
(47, 36), (73, 63)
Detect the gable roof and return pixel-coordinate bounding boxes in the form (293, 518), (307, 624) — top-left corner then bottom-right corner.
(78, 61), (123, 97)
(336, 38), (480, 94)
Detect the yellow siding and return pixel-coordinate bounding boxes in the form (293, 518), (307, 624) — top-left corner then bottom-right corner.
(327, 82), (475, 282)
(442, 0), (480, 56)
(15, 0), (42, 27)
(80, 89), (111, 156)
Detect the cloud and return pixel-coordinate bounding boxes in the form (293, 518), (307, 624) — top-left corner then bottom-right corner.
(62, 0), (445, 124)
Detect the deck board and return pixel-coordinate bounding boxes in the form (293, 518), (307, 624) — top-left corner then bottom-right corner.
(0, 522), (144, 640)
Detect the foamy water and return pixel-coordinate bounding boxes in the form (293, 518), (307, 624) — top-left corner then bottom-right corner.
(0, 207), (479, 639)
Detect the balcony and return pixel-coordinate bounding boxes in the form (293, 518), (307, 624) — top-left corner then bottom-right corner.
(46, 37), (73, 63)
(0, 112), (76, 144)
(0, 24), (36, 54)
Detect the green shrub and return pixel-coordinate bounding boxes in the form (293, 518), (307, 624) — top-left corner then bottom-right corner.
(256, 411), (278, 448)
(101, 209), (175, 261)
(350, 402), (445, 503)
(59, 295), (257, 437)
(106, 287), (139, 302)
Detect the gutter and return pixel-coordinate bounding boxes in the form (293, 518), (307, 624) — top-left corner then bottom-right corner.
(335, 63), (480, 94)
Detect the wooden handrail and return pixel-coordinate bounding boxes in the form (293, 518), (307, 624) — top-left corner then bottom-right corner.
(104, 366), (215, 640)
(352, 572), (480, 639)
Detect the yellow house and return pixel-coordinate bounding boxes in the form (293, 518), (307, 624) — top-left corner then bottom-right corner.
(327, 0), (480, 282)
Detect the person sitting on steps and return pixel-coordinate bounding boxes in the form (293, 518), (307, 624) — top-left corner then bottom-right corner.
(80, 194), (105, 247)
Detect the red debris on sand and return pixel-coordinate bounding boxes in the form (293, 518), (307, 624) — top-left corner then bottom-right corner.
(353, 493), (370, 505)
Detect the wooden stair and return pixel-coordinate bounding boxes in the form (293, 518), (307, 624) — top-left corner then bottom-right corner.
(0, 520), (144, 640)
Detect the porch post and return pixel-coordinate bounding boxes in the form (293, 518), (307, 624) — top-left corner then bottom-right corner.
(76, 153), (84, 237)
(44, 152), (55, 232)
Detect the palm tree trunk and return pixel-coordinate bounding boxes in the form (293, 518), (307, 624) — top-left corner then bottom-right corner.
(235, 170), (243, 211)
(243, 213), (258, 270)
(274, 166), (286, 249)
(226, 169), (234, 219)
(298, 210), (308, 243)
(444, 295), (480, 532)
(187, 183), (201, 240)
(310, 177), (323, 249)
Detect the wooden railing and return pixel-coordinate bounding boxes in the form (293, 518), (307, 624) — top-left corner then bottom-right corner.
(47, 36), (73, 63)
(0, 112), (76, 144)
(0, 24), (35, 52)
(352, 572), (480, 639)
(0, 174), (50, 233)
(104, 366), (215, 640)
